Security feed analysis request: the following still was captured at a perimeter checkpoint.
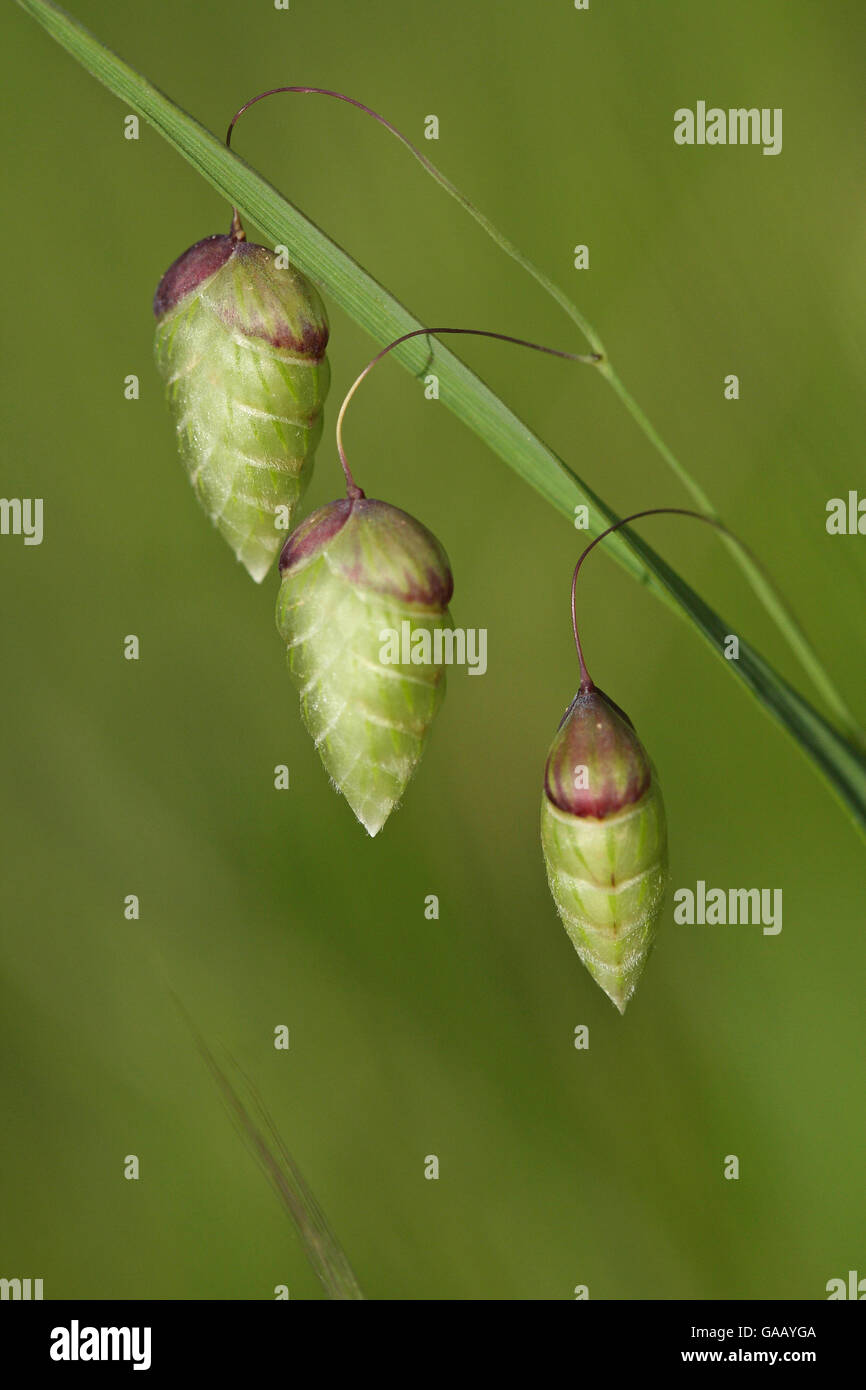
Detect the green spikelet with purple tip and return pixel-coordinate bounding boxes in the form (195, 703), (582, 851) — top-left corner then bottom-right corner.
(541, 686), (668, 1012)
(276, 496), (454, 835)
(154, 234), (330, 582)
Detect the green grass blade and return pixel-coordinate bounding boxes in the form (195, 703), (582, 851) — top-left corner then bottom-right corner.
(15, 0), (866, 838)
(171, 992), (365, 1300)
(203, 1049), (366, 1301)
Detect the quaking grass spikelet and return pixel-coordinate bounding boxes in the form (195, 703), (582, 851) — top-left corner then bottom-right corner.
(539, 512), (690, 1012)
(541, 684), (668, 1013)
(276, 496), (453, 836)
(153, 228), (330, 582)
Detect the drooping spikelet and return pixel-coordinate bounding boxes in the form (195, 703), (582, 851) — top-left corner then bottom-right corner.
(154, 234), (330, 582)
(276, 496), (453, 835)
(540, 686), (668, 1012)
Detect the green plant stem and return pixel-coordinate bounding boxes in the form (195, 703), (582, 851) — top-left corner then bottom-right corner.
(15, 0), (866, 841)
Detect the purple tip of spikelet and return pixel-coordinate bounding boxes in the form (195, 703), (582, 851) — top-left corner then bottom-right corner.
(153, 238), (330, 359)
(279, 498), (453, 608)
(279, 500), (354, 574)
(544, 686), (652, 818)
(153, 235), (235, 318)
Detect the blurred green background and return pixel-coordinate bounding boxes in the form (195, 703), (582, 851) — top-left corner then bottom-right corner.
(2, 0), (864, 1300)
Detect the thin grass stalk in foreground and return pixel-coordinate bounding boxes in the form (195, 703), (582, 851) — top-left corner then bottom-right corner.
(15, 0), (866, 840)
(174, 996), (364, 1300)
